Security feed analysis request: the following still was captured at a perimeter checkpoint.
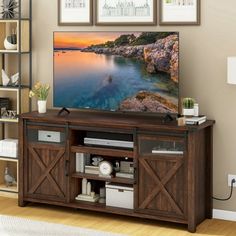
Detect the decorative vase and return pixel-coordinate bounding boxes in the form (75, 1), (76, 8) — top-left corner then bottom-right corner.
(4, 38), (17, 50)
(37, 100), (47, 114)
(182, 108), (195, 117)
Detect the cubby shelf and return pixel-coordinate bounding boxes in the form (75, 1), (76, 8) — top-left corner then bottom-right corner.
(0, 157), (18, 162)
(0, 183), (17, 193)
(0, 51), (30, 54)
(0, 19), (30, 52)
(0, 87), (29, 122)
(0, 18), (30, 21)
(71, 145), (134, 158)
(0, 118), (18, 123)
(0, 157), (18, 195)
(72, 172), (135, 185)
(0, 86), (29, 91)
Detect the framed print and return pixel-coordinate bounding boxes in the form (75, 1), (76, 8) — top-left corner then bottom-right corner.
(58, 0), (93, 26)
(160, 0), (200, 25)
(95, 0), (157, 26)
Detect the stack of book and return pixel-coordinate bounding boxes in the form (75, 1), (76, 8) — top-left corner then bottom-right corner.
(85, 166), (99, 175)
(116, 172), (134, 179)
(185, 116), (207, 125)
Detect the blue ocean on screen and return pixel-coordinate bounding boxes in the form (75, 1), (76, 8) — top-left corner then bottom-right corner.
(54, 50), (177, 111)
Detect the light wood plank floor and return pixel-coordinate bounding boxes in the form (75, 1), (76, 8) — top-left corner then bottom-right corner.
(0, 197), (236, 235)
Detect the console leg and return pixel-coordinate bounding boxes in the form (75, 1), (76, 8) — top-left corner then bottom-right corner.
(188, 223), (197, 233)
(18, 199), (28, 207)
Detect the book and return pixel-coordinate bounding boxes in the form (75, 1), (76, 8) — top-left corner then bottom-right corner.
(116, 172), (134, 179)
(185, 116), (207, 122)
(75, 194), (100, 203)
(76, 153), (91, 173)
(185, 116), (207, 125)
(85, 166), (99, 175)
(186, 120), (206, 125)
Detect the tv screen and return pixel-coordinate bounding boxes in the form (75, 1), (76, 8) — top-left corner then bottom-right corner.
(54, 32), (179, 114)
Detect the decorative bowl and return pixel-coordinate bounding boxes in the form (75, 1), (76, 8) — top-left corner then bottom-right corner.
(4, 38), (17, 50)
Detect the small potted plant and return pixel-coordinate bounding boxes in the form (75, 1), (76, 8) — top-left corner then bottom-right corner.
(29, 82), (50, 114)
(182, 98), (195, 116)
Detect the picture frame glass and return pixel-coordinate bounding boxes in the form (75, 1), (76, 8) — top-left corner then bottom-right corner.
(60, 0), (91, 23)
(162, 0), (198, 23)
(97, 0), (155, 24)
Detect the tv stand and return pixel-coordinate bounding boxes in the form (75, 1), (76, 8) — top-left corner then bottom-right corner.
(19, 110), (215, 233)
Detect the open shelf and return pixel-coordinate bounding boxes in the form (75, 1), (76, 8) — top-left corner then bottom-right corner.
(0, 20), (29, 52)
(0, 183), (17, 193)
(73, 200), (135, 215)
(72, 172), (135, 185)
(0, 158), (18, 194)
(0, 49), (18, 53)
(71, 145), (134, 158)
(0, 157), (18, 162)
(0, 51), (30, 54)
(0, 18), (30, 22)
(72, 200), (134, 215)
(0, 85), (30, 91)
(0, 87), (29, 121)
(0, 118), (18, 123)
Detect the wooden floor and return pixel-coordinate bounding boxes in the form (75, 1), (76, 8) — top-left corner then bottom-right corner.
(0, 197), (236, 236)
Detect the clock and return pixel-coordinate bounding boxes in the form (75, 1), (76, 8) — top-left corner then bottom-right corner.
(99, 161), (113, 177)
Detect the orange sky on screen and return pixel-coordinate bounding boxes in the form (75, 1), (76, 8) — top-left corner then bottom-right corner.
(54, 32), (127, 48)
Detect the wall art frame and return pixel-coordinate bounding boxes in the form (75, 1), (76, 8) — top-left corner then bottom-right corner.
(58, 0), (93, 26)
(95, 0), (157, 26)
(159, 0), (201, 26)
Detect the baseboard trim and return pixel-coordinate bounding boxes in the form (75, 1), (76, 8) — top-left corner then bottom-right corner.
(213, 209), (236, 221)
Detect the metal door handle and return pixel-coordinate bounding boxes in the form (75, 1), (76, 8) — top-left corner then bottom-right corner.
(65, 160), (69, 177)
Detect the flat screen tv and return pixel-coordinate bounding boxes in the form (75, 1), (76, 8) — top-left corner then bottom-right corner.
(53, 32), (179, 114)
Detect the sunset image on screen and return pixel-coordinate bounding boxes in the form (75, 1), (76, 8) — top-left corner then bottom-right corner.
(54, 32), (125, 49)
(54, 32), (179, 113)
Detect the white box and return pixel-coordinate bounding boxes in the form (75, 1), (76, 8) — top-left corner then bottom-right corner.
(106, 183), (134, 209)
(0, 139), (18, 158)
(38, 130), (64, 143)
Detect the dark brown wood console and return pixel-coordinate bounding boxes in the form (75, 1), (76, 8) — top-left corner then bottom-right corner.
(19, 110), (215, 232)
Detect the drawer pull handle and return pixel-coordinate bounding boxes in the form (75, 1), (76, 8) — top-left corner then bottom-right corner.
(65, 160), (69, 177)
(47, 135), (51, 138)
(118, 189), (124, 192)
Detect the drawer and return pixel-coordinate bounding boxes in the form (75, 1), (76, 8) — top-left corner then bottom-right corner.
(138, 134), (185, 156)
(38, 130), (65, 143)
(26, 125), (66, 144)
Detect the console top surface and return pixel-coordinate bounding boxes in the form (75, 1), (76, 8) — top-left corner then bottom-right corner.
(21, 110), (215, 132)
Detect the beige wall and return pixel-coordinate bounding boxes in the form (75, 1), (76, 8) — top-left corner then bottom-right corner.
(32, 0), (236, 211)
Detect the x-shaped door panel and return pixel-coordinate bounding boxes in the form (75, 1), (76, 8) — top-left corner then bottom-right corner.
(139, 157), (184, 215)
(28, 146), (66, 199)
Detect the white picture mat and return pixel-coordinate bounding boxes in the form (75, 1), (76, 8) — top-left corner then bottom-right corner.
(60, 0), (91, 23)
(97, 0), (154, 23)
(162, 0), (197, 22)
